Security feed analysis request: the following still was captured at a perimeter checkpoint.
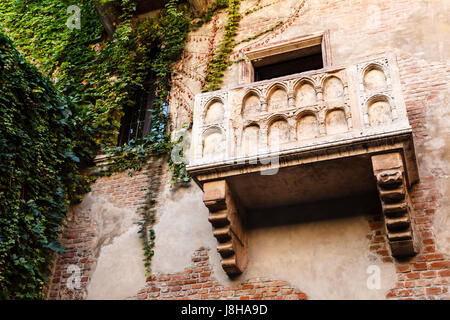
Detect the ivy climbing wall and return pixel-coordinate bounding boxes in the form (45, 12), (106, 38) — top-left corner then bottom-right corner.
(161, 0), (450, 300)
(47, 158), (165, 299)
(46, 0), (450, 300)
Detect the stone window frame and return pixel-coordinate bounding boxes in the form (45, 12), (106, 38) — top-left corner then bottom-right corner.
(238, 31), (332, 85)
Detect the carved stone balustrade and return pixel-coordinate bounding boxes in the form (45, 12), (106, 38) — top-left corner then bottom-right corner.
(187, 53), (420, 276)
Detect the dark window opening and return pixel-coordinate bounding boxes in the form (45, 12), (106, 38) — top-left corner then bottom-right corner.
(254, 44), (324, 82)
(117, 84), (155, 146)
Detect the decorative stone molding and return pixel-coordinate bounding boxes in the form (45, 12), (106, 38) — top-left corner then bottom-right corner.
(189, 53), (414, 172)
(203, 180), (248, 275)
(238, 31), (333, 85)
(371, 153), (420, 257)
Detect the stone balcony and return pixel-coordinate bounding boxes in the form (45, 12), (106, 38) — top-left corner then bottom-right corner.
(188, 53), (417, 179)
(187, 53), (420, 276)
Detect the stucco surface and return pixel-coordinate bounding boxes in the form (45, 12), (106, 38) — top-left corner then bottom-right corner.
(152, 182), (396, 299)
(87, 225), (146, 299)
(152, 182), (219, 273)
(61, 0), (450, 299)
(242, 215), (396, 300)
(424, 91), (450, 257)
(78, 195), (146, 300)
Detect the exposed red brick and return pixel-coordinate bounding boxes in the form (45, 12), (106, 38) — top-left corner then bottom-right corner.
(412, 263), (427, 271)
(429, 261), (450, 270)
(438, 270), (450, 277)
(396, 265), (411, 273)
(133, 248), (308, 300)
(422, 271), (436, 278)
(426, 287), (442, 295)
(405, 272), (420, 280)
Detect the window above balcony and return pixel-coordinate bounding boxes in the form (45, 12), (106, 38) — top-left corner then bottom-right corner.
(239, 32), (332, 85)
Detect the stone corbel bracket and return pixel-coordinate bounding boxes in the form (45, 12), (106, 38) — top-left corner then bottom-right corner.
(203, 180), (248, 275)
(371, 152), (420, 257)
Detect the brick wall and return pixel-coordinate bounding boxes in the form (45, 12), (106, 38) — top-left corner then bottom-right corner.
(385, 179), (450, 300)
(135, 248), (308, 300)
(367, 190), (450, 299)
(388, 40), (450, 300)
(47, 0), (450, 300)
(47, 158), (164, 299)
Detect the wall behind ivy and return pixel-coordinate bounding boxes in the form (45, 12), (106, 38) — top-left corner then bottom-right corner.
(0, 0), (195, 299)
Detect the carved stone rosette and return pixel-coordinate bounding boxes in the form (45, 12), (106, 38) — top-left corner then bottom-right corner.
(371, 153), (419, 257)
(203, 180), (248, 275)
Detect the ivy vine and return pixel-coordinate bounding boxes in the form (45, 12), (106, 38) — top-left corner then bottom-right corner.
(191, 0), (229, 29)
(0, 0), (249, 296)
(0, 0), (192, 296)
(0, 31), (93, 299)
(202, 0), (241, 92)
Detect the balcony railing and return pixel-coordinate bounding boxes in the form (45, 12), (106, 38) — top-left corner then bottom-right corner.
(187, 53), (413, 176)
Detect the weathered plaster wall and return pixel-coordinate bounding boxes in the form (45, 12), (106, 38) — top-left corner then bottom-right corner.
(167, 0), (450, 299)
(85, 195), (146, 300)
(50, 0), (450, 300)
(48, 193), (147, 300)
(152, 181), (396, 299)
(152, 182), (217, 274)
(48, 161), (164, 300)
(244, 215), (395, 300)
(424, 93), (450, 257)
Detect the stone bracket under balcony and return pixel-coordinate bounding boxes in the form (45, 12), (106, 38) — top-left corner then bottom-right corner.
(187, 53), (420, 276)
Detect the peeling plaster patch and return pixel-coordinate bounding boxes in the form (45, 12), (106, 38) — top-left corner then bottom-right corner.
(390, 0), (450, 62)
(88, 195), (139, 257)
(328, 0), (450, 65)
(152, 182), (218, 274)
(423, 91), (450, 257)
(74, 194), (146, 299)
(87, 225), (146, 300)
(242, 216), (397, 300)
(145, 180), (233, 286)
